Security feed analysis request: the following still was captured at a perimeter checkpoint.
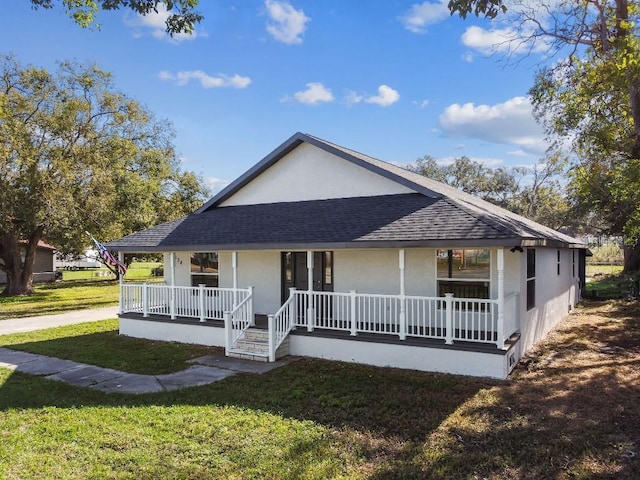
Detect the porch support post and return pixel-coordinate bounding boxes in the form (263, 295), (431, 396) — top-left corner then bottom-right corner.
(142, 282), (149, 318)
(118, 251), (124, 315)
(169, 252), (176, 320)
(232, 251), (238, 304)
(224, 311), (231, 355)
(444, 293), (453, 344)
(268, 314), (275, 362)
(349, 290), (357, 336)
(307, 250), (314, 332)
(198, 283), (206, 322)
(289, 287), (297, 329)
(398, 249), (406, 340)
(496, 247), (505, 348)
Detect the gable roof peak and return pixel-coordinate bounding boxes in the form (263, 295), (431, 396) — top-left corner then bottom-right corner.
(195, 132), (440, 214)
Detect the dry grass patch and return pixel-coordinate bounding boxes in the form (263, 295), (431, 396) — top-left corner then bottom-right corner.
(412, 300), (640, 479)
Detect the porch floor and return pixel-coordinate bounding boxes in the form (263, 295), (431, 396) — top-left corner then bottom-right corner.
(118, 312), (520, 356)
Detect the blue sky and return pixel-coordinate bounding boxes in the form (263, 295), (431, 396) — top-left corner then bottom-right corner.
(1, 1), (551, 193)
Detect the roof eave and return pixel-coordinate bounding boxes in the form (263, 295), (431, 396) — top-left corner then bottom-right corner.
(106, 237), (586, 253)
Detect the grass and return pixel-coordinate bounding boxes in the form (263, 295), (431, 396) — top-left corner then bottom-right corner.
(0, 300), (639, 478)
(0, 261), (162, 321)
(586, 263), (623, 277)
(0, 280), (119, 320)
(0, 320), (215, 374)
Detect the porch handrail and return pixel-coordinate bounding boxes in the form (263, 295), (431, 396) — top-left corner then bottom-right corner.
(224, 286), (254, 354)
(268, 288), (297, 362)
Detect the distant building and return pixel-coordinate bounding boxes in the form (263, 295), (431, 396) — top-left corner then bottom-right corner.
(0, 241), (57, 284)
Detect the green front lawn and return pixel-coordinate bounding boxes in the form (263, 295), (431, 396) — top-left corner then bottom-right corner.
(0, 320), (214, 374)
(0, 281), (119, 320)
(0, 300), (639, 479)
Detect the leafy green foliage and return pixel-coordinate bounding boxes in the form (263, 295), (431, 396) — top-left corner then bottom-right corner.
(408, 154), (575, 230)
(29, 0), (203, 35)
(0, 55), (209, 295)
(447, 0), (506, 19)
(449, 1), (640, 270)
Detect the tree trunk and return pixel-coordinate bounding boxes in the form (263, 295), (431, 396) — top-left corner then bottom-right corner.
(623, 243), (640, 272)
(1, 227), (44, 296)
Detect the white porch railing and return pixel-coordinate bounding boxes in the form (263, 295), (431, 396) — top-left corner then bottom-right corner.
(267, 288), (297, 362)
(224, 286), (254, 354)
(292, 290), (518, 348)
(120, 284), (520, 351)
(120, 283), (251, 322)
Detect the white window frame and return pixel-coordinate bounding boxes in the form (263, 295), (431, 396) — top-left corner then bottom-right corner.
(435, 248), (492, 298)
(189, 252), (219, 287)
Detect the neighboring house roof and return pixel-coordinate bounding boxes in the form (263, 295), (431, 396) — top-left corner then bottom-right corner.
(108, 133), (585, 252)
(16, 240), (56, 251)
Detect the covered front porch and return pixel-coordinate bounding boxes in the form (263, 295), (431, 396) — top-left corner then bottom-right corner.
(117, 248), (521, 374)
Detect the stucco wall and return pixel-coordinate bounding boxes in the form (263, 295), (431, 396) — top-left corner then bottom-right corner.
(519, 247), (579, 352)
(220, 143), (414, 207)
(235, 250), (281, 315)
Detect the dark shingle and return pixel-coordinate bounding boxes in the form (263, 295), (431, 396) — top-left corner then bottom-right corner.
(108, 194), (519, 251)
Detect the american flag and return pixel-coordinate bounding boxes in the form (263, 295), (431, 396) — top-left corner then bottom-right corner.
(88, 234), (127, 276)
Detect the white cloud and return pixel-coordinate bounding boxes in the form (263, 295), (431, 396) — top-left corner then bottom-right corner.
(399, 0), (450, 34)
(158, 70), (251, 89)
(265, 0), (310, 44)
(204, 177), (230, 194)
(125, 4), (201, 43)
(365, 85), (400, 107)
(438, 96), (547, 154)
(346, 85), (400, 107)
(283, 82), (334, 105)
(437, 156), (505, 167)
(462, 52), (474, 63)
(345, 90), (364, 106)
(507, 149), (529, 157)
(412, 99), (430, 109)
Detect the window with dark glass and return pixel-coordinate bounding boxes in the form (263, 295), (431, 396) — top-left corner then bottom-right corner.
(556, 250), (561, 276)
(527, 249), (535, 310)
(190, 252), (219, 287)
(436, 249), (490, 298)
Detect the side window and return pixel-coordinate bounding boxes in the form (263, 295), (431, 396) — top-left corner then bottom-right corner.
(436, 249), (491, 298)
(557, 250), (561, 276)
(526, 249), (535, 310)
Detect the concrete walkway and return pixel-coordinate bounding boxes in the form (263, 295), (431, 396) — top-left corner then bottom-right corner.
(0, 348), (291, 394)
(0, 307), (292, 393)
(0, 306), (119, 335)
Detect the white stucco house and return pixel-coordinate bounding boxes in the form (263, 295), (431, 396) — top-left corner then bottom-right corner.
(108, 133), (587, 379)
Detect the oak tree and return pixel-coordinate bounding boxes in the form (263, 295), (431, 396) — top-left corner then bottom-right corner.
(449, 0), (640, 270)
(0, 55), (209, 295)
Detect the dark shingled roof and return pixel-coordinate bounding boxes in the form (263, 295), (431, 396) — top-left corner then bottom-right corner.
(108, 133), (585, 252)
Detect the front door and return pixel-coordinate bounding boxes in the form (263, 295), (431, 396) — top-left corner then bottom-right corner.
(281, 251), (333, 302)
(282, 252), (333, 325)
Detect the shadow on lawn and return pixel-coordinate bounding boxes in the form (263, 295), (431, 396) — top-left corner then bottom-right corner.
(0, 300), (639, 478)
(374, 299), (640, 479)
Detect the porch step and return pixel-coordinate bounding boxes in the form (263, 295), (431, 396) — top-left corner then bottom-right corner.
(228, 327), (291, 362)
(227, 348), (270, 362)
(235, 337), (269, 354)
(243, 328), (269, 341)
